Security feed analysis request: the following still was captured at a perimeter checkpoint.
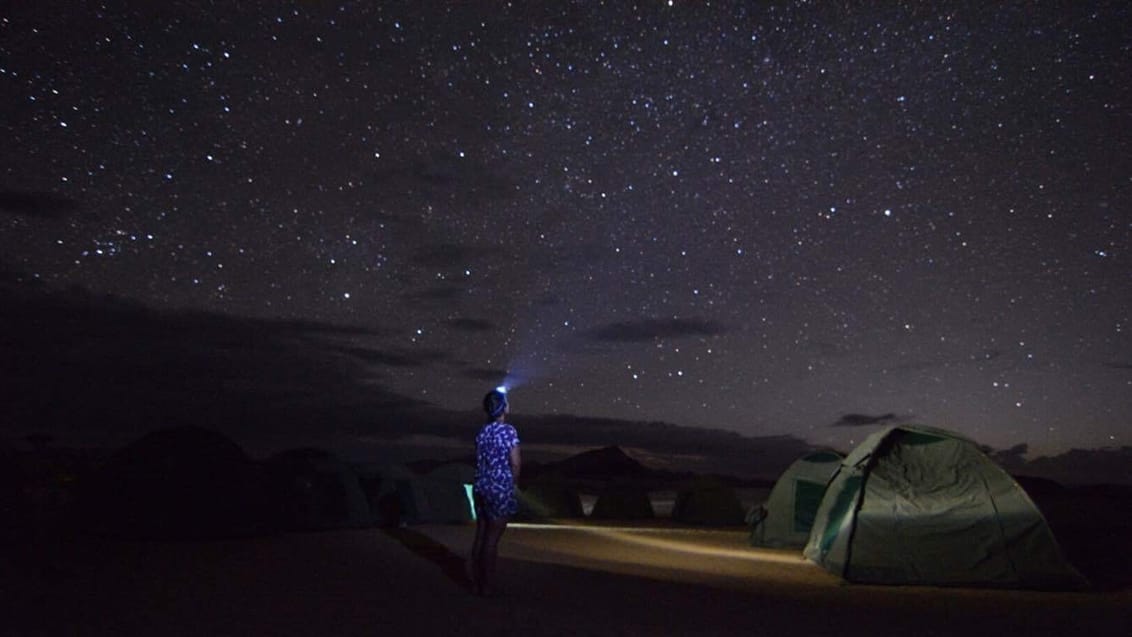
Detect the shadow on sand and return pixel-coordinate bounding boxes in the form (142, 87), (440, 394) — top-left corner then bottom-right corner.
(382, 526), (473, 591)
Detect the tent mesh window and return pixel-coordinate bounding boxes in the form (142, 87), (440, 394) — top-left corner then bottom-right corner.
(792, 479), (826, 532)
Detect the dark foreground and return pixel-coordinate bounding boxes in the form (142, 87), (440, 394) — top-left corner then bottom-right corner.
(2, 523), (1128, 637)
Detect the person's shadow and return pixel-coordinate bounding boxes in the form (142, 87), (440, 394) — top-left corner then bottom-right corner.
(381, 527), (472, 591)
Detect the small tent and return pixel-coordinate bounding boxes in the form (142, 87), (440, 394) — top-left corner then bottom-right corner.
(263, 448), (373, 531)
(591, 482), (654, 520)
(803, 425), (1087, 589)
(671, 477), (745, 526)
(375, 462), (476, 524)
(359, 463), (417, 526)
(418, 462), (476, 523)
(518, 481), (585, 520)
(750, 450), (843, 547)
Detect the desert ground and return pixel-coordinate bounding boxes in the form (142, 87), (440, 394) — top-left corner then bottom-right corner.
(3, 521), (1128, 637)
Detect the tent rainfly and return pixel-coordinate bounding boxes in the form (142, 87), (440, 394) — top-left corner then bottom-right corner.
(750, 450), (843, 547)
(803, 425), (1087, 590)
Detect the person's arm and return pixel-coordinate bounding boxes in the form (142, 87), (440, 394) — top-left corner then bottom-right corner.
(509, 444), (521, 484)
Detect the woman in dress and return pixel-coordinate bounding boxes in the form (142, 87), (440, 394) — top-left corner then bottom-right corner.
(469, 388), (521, 596)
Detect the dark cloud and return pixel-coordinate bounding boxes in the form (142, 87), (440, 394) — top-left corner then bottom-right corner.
(334, 345), (450, 368)
(446, 317), (496, 332)
(0, 284), (426, 450)
(832, 413), (899, 427)
(586, 318), (725, 342)
(0, 191), (77, 219)
(1103, 362), (1132, 370)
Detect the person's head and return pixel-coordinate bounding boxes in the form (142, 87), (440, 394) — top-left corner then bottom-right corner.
(483, 389), (509, 421)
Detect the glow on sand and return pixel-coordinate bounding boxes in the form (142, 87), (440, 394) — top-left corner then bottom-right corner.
(509, 523), (807, 566)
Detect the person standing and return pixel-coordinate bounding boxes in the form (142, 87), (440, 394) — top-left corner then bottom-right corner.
(469, 388), (521, 596)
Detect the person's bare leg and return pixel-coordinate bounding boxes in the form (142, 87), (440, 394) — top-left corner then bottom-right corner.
(470, 515), (488, 592)
(478, 519), (508, 596)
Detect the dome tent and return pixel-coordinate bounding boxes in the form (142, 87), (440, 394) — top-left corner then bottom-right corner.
(369, 462), (476, 525)
(358, 463), (417, 527)
(803, 425), (1087, 589)
(591, 481), (654, 520)
(417, 462), (476, 523)
(671, 477), (745, 526)
(74, 426), (266, 539)
(517, 481), (585, 520)
(263, 448), (373, 531)
(750, 450), (843, 547)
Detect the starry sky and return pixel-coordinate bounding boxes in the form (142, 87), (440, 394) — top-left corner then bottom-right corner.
(1, 1), (1129, 470)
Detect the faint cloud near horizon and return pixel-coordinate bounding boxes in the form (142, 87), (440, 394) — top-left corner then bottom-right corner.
(586, 318), (725, 342)
(832, 413), (900, 428)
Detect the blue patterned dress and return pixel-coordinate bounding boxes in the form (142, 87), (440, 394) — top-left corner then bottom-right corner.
(473, 422), (520, 519)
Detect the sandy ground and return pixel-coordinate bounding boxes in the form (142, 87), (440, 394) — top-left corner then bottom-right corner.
(2, 524), (1128, 637)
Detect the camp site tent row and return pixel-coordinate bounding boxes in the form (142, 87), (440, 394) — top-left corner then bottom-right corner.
(759, 425), (1086, 589)
(72, 427), (483, 535)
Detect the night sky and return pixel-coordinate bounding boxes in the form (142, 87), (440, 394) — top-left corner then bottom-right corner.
(2, 2), (1129, 471)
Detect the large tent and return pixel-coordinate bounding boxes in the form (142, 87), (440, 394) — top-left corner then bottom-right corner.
(73, 426), (266, 539)
(750, 449), (843, 547)
(803, 425), (1087, 589)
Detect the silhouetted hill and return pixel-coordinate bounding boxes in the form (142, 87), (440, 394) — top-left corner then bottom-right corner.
(550, 446), (648, 479)
(520, 445), (773, 491)
(522, 446), (671, 487)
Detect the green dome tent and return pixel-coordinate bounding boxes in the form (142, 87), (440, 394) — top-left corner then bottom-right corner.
(375, 462), (476, 525)
(750, 450), (843, 547)
(263, 448), (373, 531)
(803, 425), (1087, 589)
(518, 481), (585, 520)
(418, 462), (476, 523)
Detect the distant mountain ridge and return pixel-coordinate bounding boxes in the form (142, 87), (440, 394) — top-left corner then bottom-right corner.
(521, 445), (769, 489)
